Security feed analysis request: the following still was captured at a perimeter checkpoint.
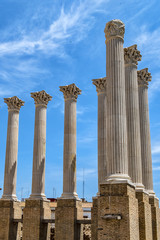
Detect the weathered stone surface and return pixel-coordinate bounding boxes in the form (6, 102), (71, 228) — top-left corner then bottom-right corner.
(23, 199), (51, 240)
(60, 83), (81, 199)
(104, 19), (130, 182)
(97, 183), (139, 240)
(0, 200), (22, 240)
(91, 197), (98, 240)
(136, 192), (153, 240)
(55, 199), (83, 240)
(2, 97), (24, 201)
(124, 45), (144, 190)
(149, 196), (160, 240)
(30, 90), (52, 200)
(138, 69), (154, 196)
(92, 78), (107, 192)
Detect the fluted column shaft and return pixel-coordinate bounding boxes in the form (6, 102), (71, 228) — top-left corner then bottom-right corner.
(124, 45), (144, 190)
(30, 90), (52, 200)
(138, 69), (154, 195)
(92, 78), (107, 192)
(60, 84), (81, 199)
(104, 20), (129, 181)
(2, 96), (24, 200)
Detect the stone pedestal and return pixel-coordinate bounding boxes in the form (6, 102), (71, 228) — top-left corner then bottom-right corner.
(136, 192), (153, 240)
(22, 199), (51, 240)
(91, 197), (98, 240)
(0, 200), (22, 240)
(97, 183), (139, 240)
(55, 199), (83, 240)
(149, 196), (160, 240)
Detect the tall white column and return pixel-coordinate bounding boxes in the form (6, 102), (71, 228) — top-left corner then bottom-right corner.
(104, 19), (130, 182)
(60, 83), (81, 199)
(2, 96), (24, 200)
(138, 69), (155, 196)
(124, 45), (144, 191)
(92, 77), (107, 192)
(30, 90), (52, 200)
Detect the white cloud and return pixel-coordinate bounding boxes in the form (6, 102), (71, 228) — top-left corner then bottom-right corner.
(0, 0), (108, 57)
(153, 166), (160, 171)
(152, 143), (160, 155)
(77, 168), (96, 181)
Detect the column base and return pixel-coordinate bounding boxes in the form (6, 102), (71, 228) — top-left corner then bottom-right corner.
(136, 191), (153, 240)
(104, 173), (133, 185)
(22, 199), (51, 240)
(60, 192), (80, 200)
(55, 198), (83, 240)
(29, 193), (47, 200)
(0, 199), (22, 240)
(149, 196), (160, 240)
(134, 183), (145, 192)
(91, 197), (98, 240)
(97, 183), (139, 240)
(1, 194), (18, 201)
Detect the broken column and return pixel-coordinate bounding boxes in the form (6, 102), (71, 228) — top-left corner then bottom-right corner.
(55, 83), (83, 240)
(96, 20), (139, 240)
(138, 69), (160, 240)
(0, 96), (24, 240)
(23, 90), (52, 240)
(124, 46), (152, 240)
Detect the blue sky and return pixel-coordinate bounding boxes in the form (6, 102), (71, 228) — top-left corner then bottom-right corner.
(0, 0), (160, 201)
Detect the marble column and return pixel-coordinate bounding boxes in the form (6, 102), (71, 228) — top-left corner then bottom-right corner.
(124, 45), (144, 191)
(138, 69), (155, 196)
(60, 83), (81, 199)
(92, 77), (107, 192)
(2, 96), (24, 200)
(104, 19), (130, 182)
(30, 90), (52, 200)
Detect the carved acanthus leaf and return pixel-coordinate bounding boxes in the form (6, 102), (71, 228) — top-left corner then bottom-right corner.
(4, 96), (24, 110)
(92, 77), (107, 93)
(137, 68), (152, 87)
(59, 83), (81, 100)
(124, 45), (142, 65)
(104, 19), (125, 41)
(31, 90), (52, 105)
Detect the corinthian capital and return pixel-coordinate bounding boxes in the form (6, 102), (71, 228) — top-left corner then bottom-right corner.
(92, 77), (107, 93)
(124, 45), (142, 65)
(4, 96), (24, 111)
(137, 68), (152, 88)
(104, 19), (125, 42)
(31, 90), (52, 106)
(60, 83), (81, 101)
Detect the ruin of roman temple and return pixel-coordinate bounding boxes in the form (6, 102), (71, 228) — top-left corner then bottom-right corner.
(0, 19), (160, 240)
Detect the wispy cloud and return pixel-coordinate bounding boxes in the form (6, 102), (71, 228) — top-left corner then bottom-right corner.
(152, 143), (160, 155)
(153, 166), (160, 171)
(77, 168), (96, 181)
(0, 0), (109, 57)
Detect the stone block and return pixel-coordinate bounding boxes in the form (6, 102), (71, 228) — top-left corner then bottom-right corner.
(22, 199), (51, 240)
(136, 191), (152, 240)
(149, 196), (160, 240)
(0, 200), (22, 240)
(55, 198), (83, 240)
(97, 183), (139, 240)
(91, 197), (98, 240)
